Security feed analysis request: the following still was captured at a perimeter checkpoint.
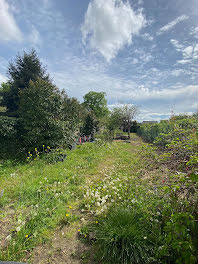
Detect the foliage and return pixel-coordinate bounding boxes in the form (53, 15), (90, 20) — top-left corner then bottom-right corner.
(108, 104), (139, 138)
(1, 49), (49, 115)
(107, 107), (123, 132)
(0, 50), (82, 156)
(81, 113), (98, 138)
(82, 91), (109, 119)
(88, 208), (161, 264)
(18, 78), (78, 150)
(0, 116), (22, 159)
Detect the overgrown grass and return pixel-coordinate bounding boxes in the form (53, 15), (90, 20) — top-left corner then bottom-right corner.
(1, 134), (197, 263)
(0, 141), (121, 261)
(87, 207), (162, 264)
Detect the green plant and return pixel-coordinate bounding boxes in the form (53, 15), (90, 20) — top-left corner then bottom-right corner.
(88, 207), (161, 264)
(159, 212), (196, 264)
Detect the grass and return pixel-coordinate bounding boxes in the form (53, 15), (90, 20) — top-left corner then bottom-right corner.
(0, 139), (138, 262)
(86, 207), (161, 264)
(1, 134), (197, 263)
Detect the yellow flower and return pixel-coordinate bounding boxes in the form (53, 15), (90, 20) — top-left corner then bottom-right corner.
(95, 221), (98, 224)
(35, 148), (37, 151)
(66, 213), (69, 217)
(78, 229), (81, 232)
(69, 206), (72, 209)
(84, 234), (87, 238)
(25, 235), (28, 238)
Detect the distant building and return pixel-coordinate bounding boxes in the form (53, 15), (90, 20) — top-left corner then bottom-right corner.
(142, 121), (158, 124)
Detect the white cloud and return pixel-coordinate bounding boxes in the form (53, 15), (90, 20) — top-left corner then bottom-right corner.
(190, 27), (198, 39)
(0, 0), (23, 42)
(142, 33), (153, 41)
(157, 15), (189, 35)
(28, 25), (42, 45)
(171, 39), (198, 64)
(170, 39), (183, 50)
(81, 0), (146, 61)
(0, 73), (7, 84)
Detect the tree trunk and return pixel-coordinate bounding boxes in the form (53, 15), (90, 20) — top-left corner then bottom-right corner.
(127, 124), (131, 139)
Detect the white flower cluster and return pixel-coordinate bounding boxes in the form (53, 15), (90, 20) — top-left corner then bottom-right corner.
(83, 166), (137, 215)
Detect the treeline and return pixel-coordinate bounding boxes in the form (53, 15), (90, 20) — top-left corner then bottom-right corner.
(0, 50), (108, 159)
(0, 50), (139, 159)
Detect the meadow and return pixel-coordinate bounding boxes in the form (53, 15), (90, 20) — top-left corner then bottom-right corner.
(0, 127), (197, 263)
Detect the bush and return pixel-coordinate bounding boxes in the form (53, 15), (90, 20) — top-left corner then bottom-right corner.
(0, 116), (22, 159)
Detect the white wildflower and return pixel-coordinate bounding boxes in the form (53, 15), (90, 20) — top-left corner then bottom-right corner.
(6, 235), (12, 241)
(16, 226), (21, 232)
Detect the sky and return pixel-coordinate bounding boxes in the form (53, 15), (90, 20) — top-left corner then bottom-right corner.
(0, 0), (198, 121)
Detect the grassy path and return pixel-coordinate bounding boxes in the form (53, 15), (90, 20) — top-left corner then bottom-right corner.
(0, 135), (146, 263)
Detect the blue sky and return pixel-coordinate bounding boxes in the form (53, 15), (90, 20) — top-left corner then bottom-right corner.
(0, 0), (198, 121)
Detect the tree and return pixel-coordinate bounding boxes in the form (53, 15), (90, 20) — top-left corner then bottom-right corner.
(107, 108), (123, 132)
(120, 104), (139, 139)
(83, 91), (109, 119)
(18, 79), (63, 148)
(18, 79), (83, 149)
(108, 104), (139, 139)
(0, 49), (83, 155)
(1, 49), (49, 115)
(81, 113), (97, 139)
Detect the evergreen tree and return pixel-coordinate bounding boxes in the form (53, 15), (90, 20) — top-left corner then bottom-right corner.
(1, 49), (49, 115)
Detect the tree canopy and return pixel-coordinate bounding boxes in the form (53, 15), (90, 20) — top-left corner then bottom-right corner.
(1, 49), (49, 115)
(83, 91), (109, 118)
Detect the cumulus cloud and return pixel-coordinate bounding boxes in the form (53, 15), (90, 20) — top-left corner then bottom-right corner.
(81, 0), (146, 61)
(0, 0), (23, 42)
(157, 15), (189, 35)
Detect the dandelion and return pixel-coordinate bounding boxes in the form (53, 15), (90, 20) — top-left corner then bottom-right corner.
(66, 213), (69, 217)
(16, 226), (21, 232)
(69, 206), (72, 209)
(6, 235), (12, 241)
(96, 221), (98, 224)
(25, 235), (28, 238)
(78, 229), (81, 232)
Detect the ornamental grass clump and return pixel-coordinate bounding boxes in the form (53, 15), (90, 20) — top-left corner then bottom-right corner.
(89, 207), (162, 264)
